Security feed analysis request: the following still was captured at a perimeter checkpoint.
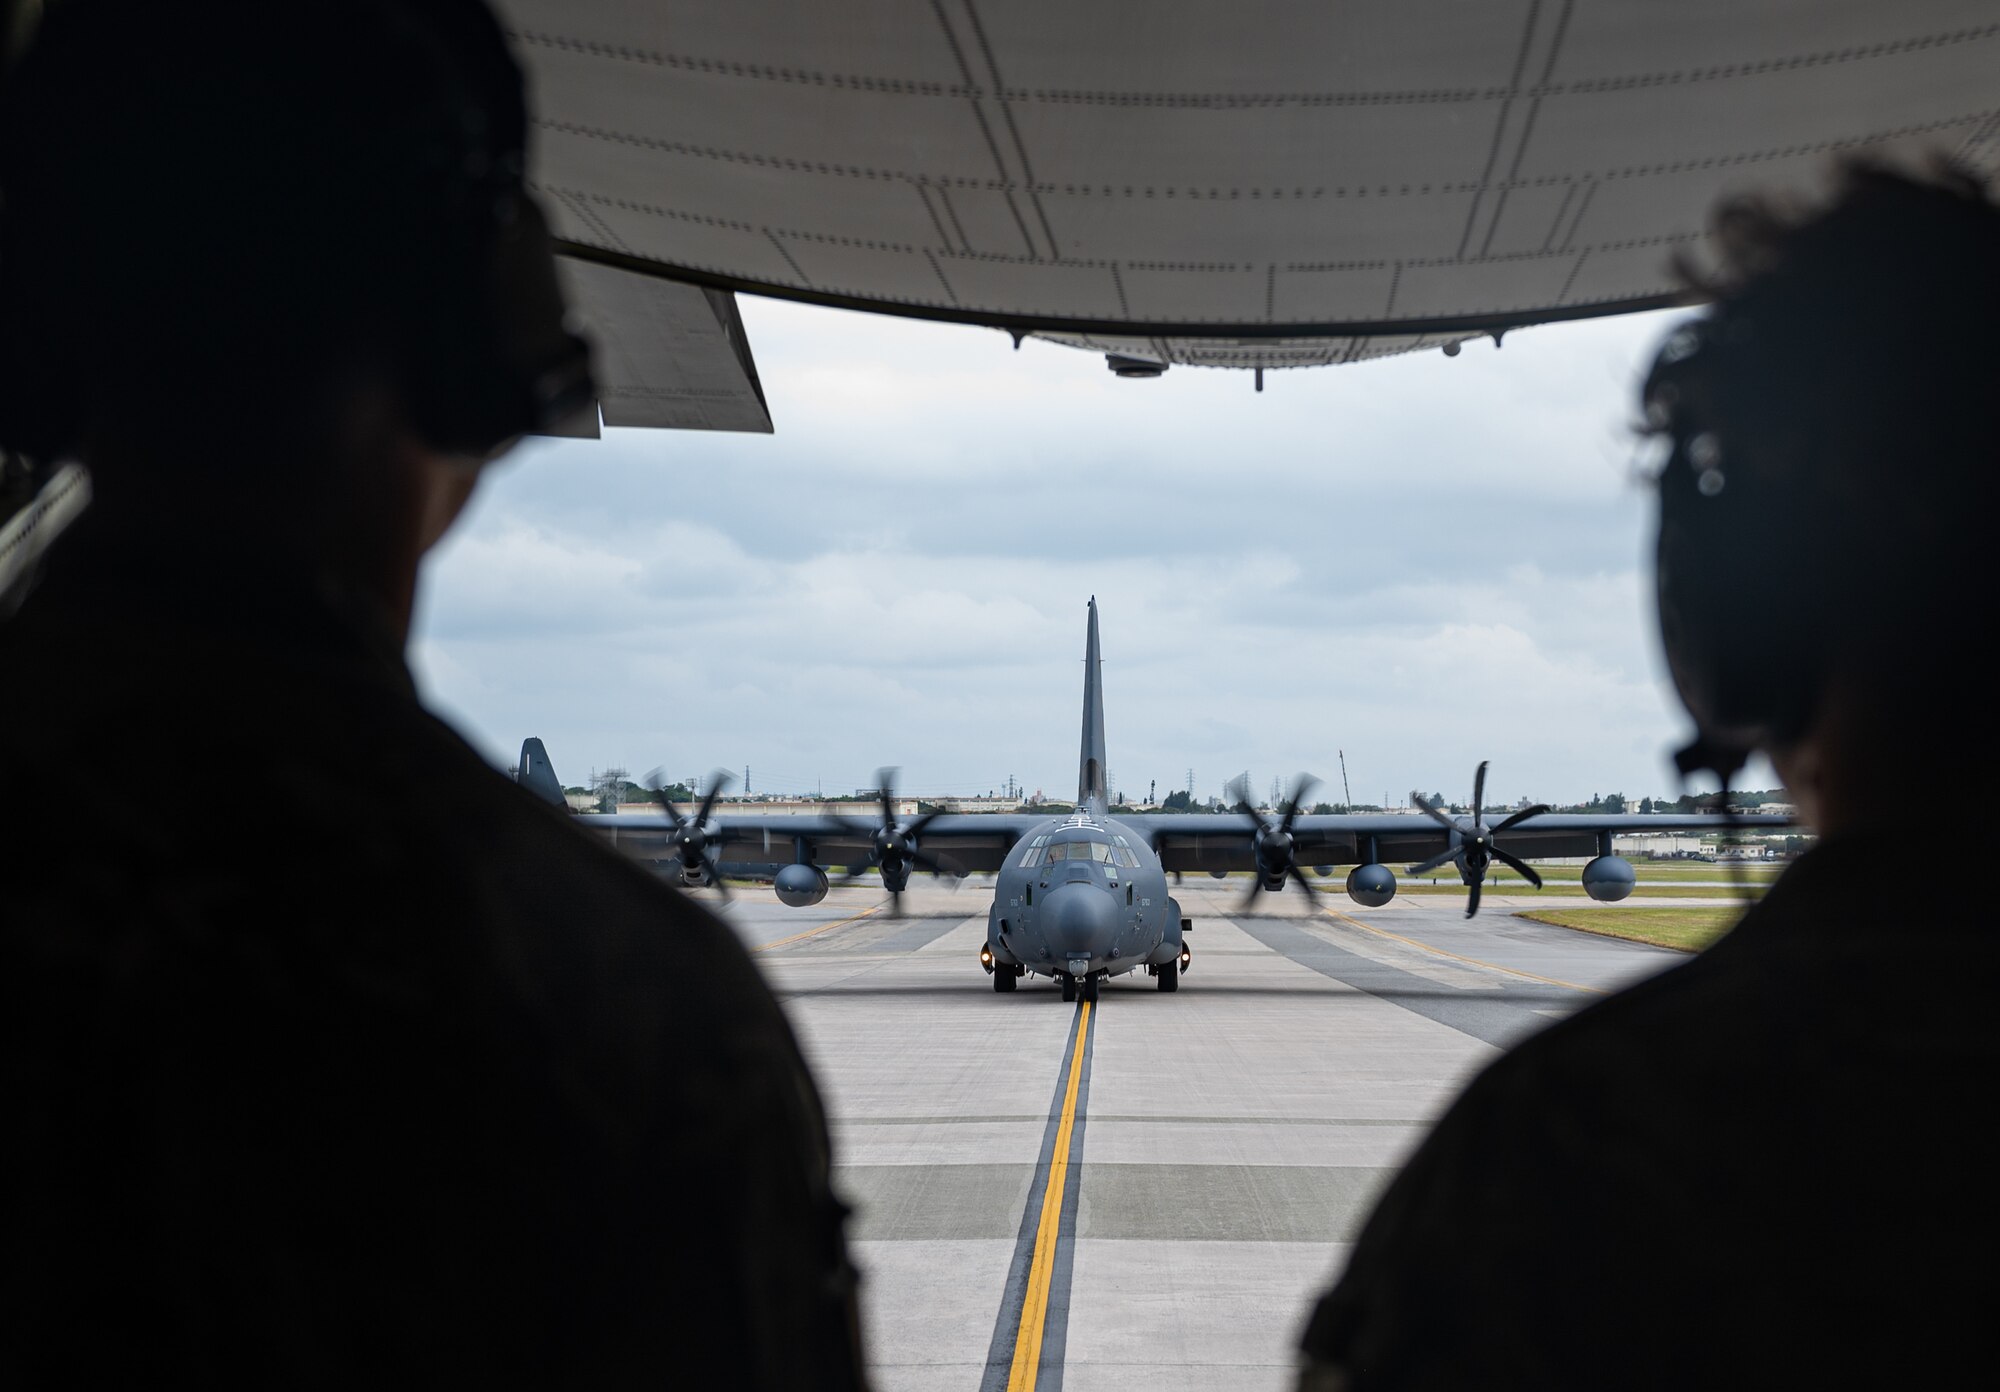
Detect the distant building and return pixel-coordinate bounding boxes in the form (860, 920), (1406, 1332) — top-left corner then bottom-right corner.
(599, 795), (1031, 818)
(1613, 832), (1705, 857)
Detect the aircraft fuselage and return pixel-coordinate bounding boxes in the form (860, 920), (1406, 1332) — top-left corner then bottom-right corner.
(984, 808), (1185, 987)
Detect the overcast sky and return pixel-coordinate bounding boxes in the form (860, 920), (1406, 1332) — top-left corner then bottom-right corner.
(409, 294), (1776, 809)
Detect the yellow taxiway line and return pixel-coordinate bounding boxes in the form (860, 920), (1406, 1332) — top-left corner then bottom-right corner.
(1321, 907), (1604, 995)
(1008, 1000), (1093, 1391)
(752, 905), (879, 953)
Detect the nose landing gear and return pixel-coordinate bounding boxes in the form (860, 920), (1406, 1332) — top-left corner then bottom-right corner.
(1060, 973), (1103, 1004)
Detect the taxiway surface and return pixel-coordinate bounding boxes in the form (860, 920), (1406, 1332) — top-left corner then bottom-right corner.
(698, 878), (1734, 1391)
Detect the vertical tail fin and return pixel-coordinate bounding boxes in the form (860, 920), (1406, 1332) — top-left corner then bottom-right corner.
(1077, 597), (1108, 809)
(517, 737), (566, 809)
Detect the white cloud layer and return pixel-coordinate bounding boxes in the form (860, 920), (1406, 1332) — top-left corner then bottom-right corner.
(411, 295), (1776, 807)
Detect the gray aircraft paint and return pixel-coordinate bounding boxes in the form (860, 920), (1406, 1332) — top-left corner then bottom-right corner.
(984, 598), (1183, 994)
(530, 598), (1786, 995)
(1077, 597), (1108, 811)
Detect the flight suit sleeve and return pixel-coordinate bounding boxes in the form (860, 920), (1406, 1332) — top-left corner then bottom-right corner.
(722, 1021), (870, 1391)
(1295, 1054), (1583, 1391)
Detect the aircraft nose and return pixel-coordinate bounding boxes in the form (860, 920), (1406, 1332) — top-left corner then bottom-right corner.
(1043, 882), (1118, 960)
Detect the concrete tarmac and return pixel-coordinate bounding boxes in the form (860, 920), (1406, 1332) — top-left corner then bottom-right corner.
(694, 877), (1725, 1391)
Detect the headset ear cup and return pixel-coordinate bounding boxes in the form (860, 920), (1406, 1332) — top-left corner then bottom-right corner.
(486, 196), (593, 435)
(399, 192), (591, 457)
(1655, 447), (1820, 759)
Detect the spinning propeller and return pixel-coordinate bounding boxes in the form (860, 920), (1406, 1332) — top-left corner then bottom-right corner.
(1230, 773), (1321, 910)
(831, 769), (962, 917)
(644, 766), (735, 898)
(1405, 761), (1549, 917)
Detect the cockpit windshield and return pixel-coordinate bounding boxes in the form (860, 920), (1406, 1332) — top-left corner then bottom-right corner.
(1019, 831), (1140, 869)
(1048, 840), (1113, 863)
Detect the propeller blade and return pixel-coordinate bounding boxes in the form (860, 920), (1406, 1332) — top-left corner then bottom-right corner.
(1410, 792), (1458, 833)
(832, 854), (884, 885)
(875, 768), (899, 830)
(1286, 861), (1319, 898)
(696, 767), (734, 826)
(885, 887), (904, 919)
(705, 855), (732, 902)
(1278, 774), (1319, 834)
(904, 809), (944, 840)
(643, 767), (688, 824)
(1471, 760), (1488, 828)
(1407, 847), (1457, 876)
(909, 848), (964, 883)
(1238, 875), (1266, 912)
(1465, 874), (1483, 918)
(1492, 848), (1543, 889)
(1492, 803), (1551, 835)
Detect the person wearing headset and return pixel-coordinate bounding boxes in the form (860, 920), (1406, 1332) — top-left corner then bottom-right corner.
(1294, 165), (1998, 1389)
(0, 2), (866, 1385)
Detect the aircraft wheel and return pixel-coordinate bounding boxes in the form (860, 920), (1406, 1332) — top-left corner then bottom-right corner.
(1157, 962), (1179, 992)
(993, 966), (1018, 993)
(1061, 975), (1077, 1003)
(1081, 974), (1101, 1004)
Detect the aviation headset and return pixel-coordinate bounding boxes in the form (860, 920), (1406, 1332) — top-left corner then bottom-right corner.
(0, 0), (593, 466)
(1642, 316), (1811, 783)
(1643, 165), (2000, 789)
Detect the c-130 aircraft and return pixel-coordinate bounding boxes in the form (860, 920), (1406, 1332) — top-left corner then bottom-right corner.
(522, 600), (1781, 1003)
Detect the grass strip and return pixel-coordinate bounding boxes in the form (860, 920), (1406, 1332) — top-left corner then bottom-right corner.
(1514, 906), (1743, 952)
(1397, 881), (1765, 899)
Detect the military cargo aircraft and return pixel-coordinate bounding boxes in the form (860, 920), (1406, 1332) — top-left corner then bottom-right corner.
(520, 599), (1782, 1001)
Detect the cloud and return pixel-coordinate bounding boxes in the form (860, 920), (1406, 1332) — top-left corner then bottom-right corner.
(413, 295), (1779, 806)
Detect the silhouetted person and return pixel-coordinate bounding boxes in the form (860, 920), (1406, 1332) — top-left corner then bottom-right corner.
(0, 2), (866, 1385)
(1296, 165), (2000, 1388)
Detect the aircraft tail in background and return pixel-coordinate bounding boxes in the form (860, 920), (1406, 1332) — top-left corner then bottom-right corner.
(1077, 597), (1108, 810)
(517, 737), (566, 808)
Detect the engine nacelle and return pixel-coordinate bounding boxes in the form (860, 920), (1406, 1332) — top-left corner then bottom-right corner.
(1345, 863), (1397, 907)
(676, 861), (713, 888)
(773, 863), (830, 908)
(1582, 854), (1636, 902)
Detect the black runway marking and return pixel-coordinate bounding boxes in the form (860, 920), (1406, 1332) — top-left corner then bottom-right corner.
(1234, 917), (1579, 1049)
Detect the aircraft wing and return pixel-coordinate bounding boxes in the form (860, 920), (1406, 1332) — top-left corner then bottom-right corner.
(1124, 812), (1792, 875)
(505, 0), (2000, 387)
(578, 812), (1047, 874)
